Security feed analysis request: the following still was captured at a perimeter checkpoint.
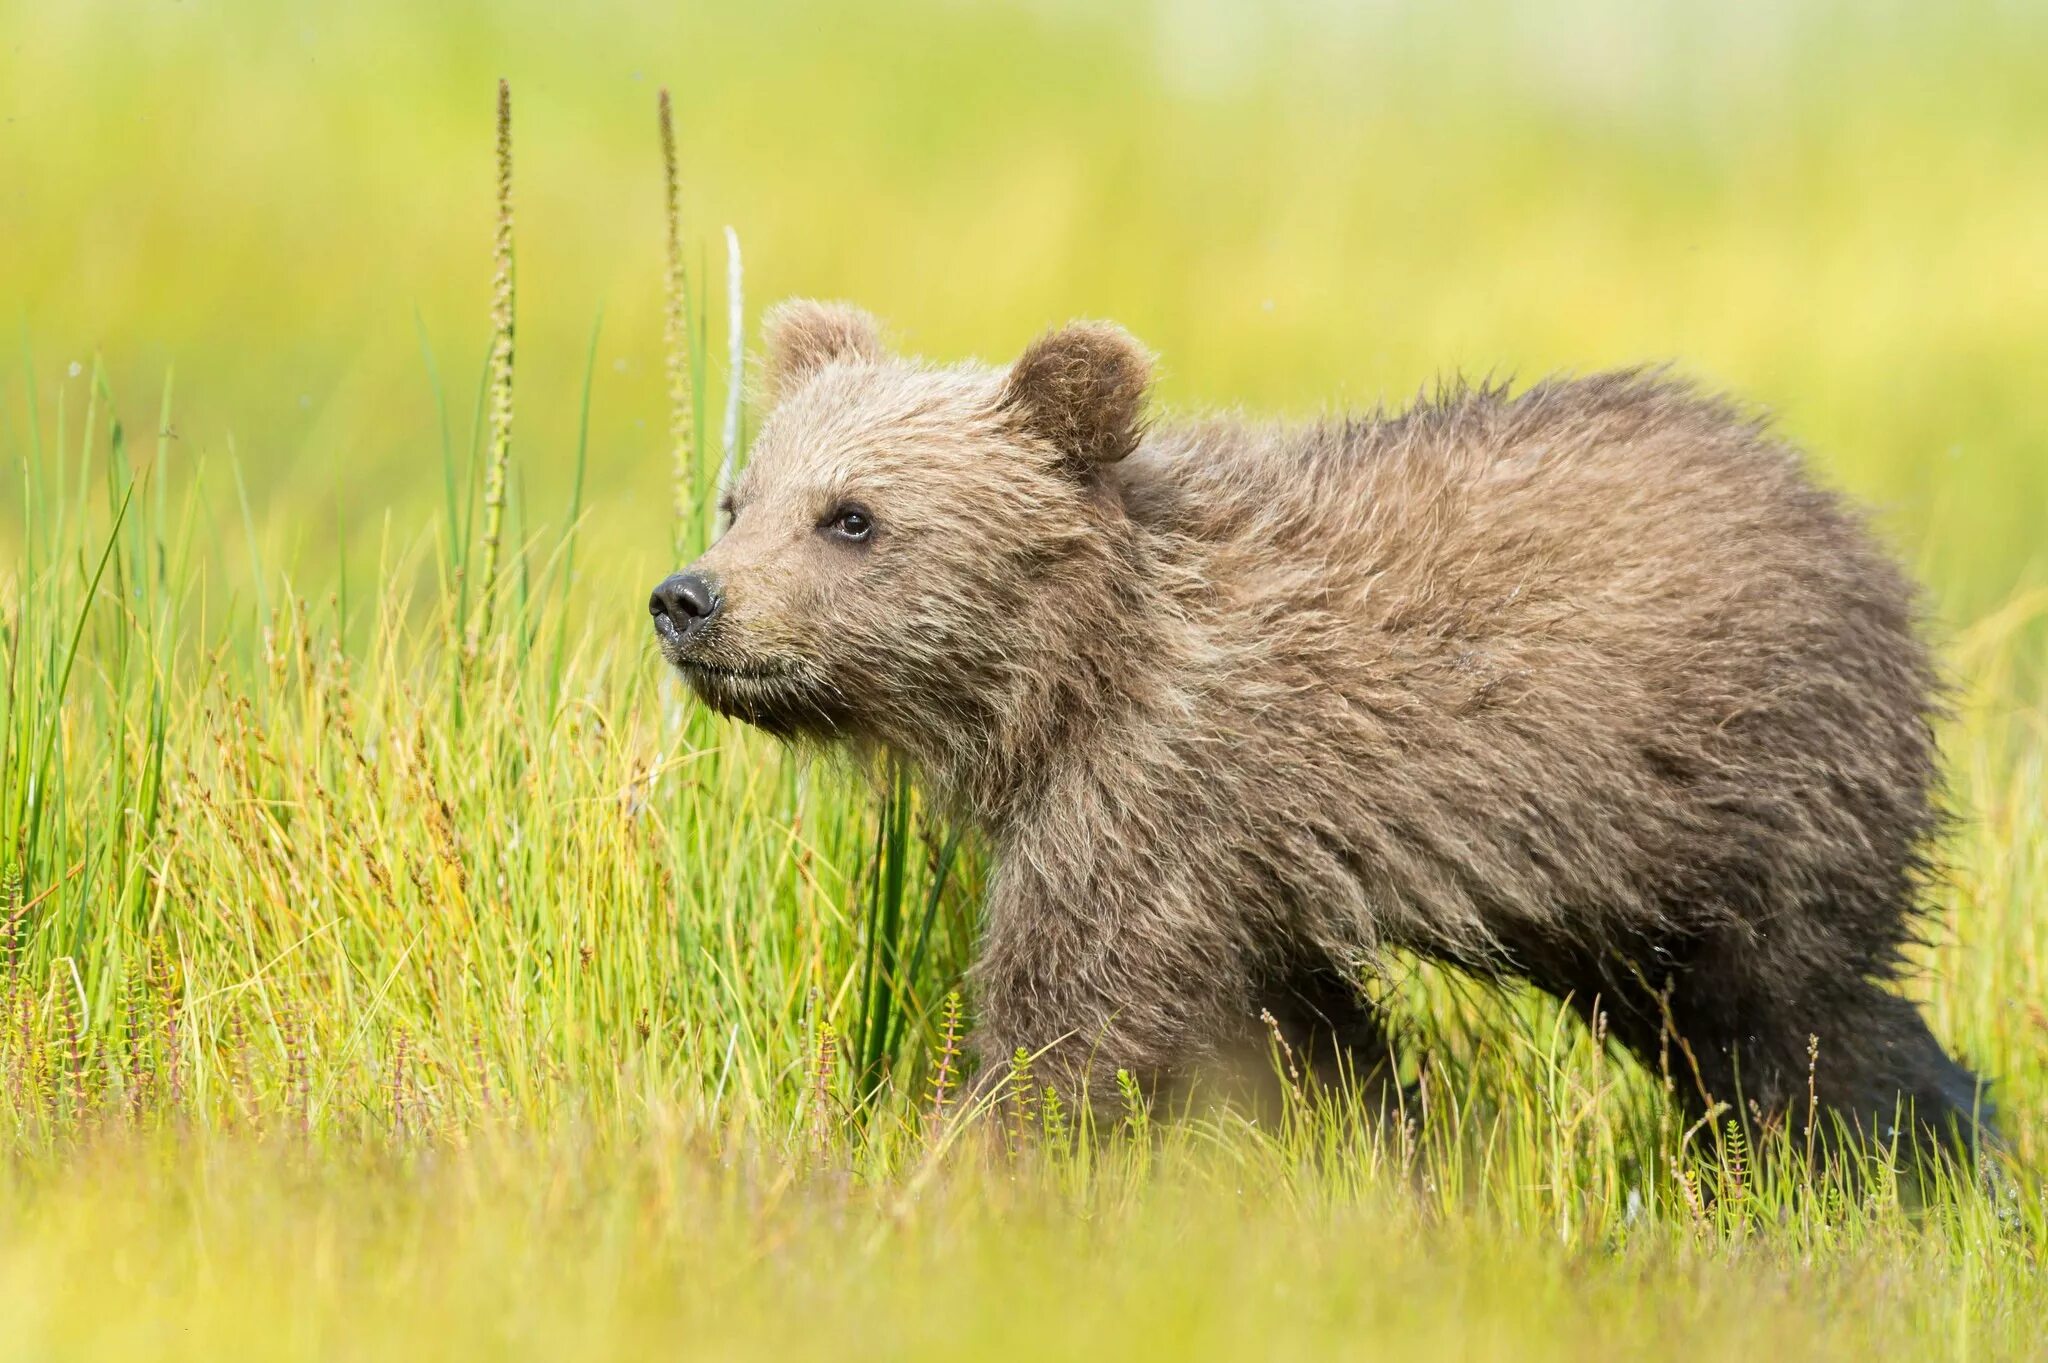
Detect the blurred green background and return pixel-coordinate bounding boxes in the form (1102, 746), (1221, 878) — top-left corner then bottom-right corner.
(3, 0), (2043, 622)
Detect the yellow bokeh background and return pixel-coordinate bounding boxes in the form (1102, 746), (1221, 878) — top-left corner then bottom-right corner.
(3, 0), (2043, 621)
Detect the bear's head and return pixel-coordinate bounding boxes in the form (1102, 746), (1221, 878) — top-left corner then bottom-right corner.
(649, 300), (1155, 768)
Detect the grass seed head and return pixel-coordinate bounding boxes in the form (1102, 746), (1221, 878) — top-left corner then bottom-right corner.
(469, 76), (518, 661)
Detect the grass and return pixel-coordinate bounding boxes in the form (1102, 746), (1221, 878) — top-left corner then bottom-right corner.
(3, 1), (2047, 1357)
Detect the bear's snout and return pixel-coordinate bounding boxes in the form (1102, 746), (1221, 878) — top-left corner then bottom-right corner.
(648, 571), (723, 647)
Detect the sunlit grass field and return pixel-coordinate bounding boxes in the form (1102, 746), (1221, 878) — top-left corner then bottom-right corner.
(3, 1), (2046, 1357)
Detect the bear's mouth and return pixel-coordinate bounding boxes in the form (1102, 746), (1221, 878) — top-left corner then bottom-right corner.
(675, 657), (793, 683)
(668, 653), (845, 739)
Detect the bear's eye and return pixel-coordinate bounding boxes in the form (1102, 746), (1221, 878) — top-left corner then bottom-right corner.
(822, 505), (875, 544)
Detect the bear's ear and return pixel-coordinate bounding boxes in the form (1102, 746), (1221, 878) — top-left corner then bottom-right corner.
(762, 299), (885, 401)
(999, 322), (1153, 468)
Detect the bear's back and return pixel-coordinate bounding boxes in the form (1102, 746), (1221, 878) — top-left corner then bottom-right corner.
(1114, 372), (1916, 672)
(1103, 371), (1938, 962)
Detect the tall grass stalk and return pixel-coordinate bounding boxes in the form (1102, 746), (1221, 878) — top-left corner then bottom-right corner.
(658, 88), (694, 555)
(468, 76), (517, 661)
(720, 225), (744, 490)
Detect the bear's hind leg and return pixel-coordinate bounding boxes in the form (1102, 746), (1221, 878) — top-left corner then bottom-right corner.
(1796, 984), (1996, 1160)
(1667, 934), (1993, 1160)
(1572, 933), (1994, 1164)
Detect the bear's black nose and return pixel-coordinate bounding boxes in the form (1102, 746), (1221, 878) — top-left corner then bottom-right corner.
(649, 572), (722, 638)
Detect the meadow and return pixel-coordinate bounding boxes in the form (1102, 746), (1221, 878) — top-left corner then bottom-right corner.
(2, 1), (2046, 1357)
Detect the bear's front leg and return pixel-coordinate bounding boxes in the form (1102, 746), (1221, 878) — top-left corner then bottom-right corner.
(960, 855), (1254, 1121)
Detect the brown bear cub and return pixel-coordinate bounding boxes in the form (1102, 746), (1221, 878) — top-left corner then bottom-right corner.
(650, 299), (1992, 1156)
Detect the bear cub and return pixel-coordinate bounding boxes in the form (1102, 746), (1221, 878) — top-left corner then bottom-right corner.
(650, 300), (1993, 1156)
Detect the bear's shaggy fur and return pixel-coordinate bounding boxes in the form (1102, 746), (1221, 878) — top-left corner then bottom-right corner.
(651, 300), (1993, 1154)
